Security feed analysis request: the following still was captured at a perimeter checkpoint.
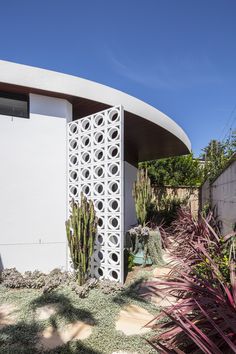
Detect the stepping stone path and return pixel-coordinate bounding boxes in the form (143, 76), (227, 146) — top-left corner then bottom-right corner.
(115, 304), (154, 336)
(35, 304), (59, 321)
(38, 320), (93, 350)
(152, 265), (172, 277)
(137, 251), (180, 307)
(0, 303), (18, 328)
(35, 302), (93, 350)
(114, 251), (180, 340)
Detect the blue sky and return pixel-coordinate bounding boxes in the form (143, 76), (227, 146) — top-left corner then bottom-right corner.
(0, 0), (236, 156)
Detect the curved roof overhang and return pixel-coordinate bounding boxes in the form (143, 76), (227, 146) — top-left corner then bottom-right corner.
(0, 60), (191, 165)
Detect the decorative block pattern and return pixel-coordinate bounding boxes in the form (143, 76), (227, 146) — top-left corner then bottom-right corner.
(67, 106), (124, 282)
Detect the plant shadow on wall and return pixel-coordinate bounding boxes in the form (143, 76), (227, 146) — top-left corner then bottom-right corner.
(146, 207), (236, 353)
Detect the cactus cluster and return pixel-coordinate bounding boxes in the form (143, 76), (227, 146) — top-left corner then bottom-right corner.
(66, 193), (97, 285)
(130, 169), (164, 266)
(132, 169), (153, 226)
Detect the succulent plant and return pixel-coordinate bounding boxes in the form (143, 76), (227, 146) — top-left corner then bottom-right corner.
(127, 225), (163, 265)
(132, 169), (154, 226)
(66, 193), (98, 285)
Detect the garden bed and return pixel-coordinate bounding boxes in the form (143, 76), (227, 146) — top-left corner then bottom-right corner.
(0, 269), (158, 354)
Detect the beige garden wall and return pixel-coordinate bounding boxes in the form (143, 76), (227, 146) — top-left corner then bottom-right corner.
(153, 185), (200, 217)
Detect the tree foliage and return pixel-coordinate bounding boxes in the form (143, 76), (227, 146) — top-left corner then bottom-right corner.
(140, 153), (204, 187)
(225, 129), (236, 156)
(201, 132), (235, 182)
(139, 131), (236, 188)
(201, 139), (228, 182)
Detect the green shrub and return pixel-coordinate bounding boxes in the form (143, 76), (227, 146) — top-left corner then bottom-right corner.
(128, 252), (135, 271)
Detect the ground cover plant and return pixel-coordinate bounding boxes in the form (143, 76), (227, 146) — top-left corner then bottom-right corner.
(0, 267), (101, 297)
(0, 267), (158, 354)
(148, 207), (236, 353)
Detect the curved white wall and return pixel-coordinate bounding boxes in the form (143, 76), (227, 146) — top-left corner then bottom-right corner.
(0, 60), (191, 153)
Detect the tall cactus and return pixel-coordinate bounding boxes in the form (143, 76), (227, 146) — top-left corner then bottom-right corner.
(132, 169), (153, 226)
(66, 193), (97, 285)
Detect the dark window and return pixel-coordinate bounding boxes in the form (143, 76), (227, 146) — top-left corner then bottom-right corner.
(0, 92), (29, 118)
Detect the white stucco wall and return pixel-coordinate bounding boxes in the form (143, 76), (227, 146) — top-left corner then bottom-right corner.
(0, 93), (72, 272)
(124, 161), (137, 232)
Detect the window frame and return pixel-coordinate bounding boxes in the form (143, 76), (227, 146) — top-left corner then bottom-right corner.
(0, 91), (29, 119)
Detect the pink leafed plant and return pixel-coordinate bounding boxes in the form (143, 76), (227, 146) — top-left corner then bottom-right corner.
(148, 207), (236, 354)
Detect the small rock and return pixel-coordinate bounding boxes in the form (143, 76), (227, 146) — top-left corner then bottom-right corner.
(153, 267), (172, 277)
(38, 326), (64, 350)
(115, 304), (154, 336)
(38, 320), (93, 349)
(0, 303), (18, 328)
(35, 304), (59, 321)
(62, 321), (92, 342)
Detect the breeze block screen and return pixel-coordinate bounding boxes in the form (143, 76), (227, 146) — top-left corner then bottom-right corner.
(68, 106), (124, 282)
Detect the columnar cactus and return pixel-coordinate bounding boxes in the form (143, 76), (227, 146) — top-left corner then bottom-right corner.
(66, 193), (97, 285)
(132, 169), (153, 226)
